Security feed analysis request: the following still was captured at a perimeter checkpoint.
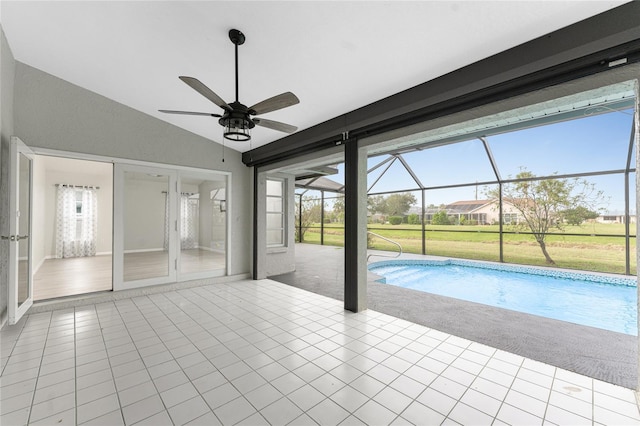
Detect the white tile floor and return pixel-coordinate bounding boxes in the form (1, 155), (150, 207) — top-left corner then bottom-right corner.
(1, 279), (640, 425)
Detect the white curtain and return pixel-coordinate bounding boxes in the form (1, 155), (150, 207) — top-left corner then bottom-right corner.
(55, 186), (98, 258)
(163, 193), (199, 250)
(180, 194), (199, 249)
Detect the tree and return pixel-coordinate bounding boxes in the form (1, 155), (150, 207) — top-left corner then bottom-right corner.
(432, 210), (450, 225)
(383, 193), (417, 216)
(367, 195), (386, 216)
(562, 206), (599, 226)
(488, 168), (605, 265)
(295, 196), (322, 241)
(331, 195), (345, 223)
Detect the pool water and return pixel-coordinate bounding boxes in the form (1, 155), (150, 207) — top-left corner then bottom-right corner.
(369, 260), (638, 335)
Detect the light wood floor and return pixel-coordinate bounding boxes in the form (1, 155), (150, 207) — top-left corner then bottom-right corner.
(34, 249), (225, 301)
(34, 255), (112, 301)
(123, 249), (225, 281)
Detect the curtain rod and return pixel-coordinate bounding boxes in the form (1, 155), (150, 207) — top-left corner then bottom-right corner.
(56, 184), (100, 189)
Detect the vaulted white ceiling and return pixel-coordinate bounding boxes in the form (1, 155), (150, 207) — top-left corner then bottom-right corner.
(0, 1), (629, 153)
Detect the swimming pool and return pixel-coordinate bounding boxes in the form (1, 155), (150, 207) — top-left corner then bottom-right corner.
(369, 259), (638, 335)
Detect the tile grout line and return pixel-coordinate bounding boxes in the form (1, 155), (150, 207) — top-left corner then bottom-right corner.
(0, 318), (30, 421)
(592, 377), (596, 426)
(541, 360), (558, 424)
(145, 289), (235, 424)
(364, 320), (426, 425)
(24, 312), (53, 425)
(113, 296), (175, 425)
(466, 347), (520, 424)
(90, 302), (126, 426)
(442, 337), (502, 423)
(74, 308), (78, 425)
(143, 291), (216, 421)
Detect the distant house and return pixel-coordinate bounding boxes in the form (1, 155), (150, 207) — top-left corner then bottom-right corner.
(595, 211), (637, 224)
(424, 199), (521, 225)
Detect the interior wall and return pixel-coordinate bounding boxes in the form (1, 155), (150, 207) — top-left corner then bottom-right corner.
(124, 178), (166, 252)
(198, 180), (226, 252)
(12, 62), (251, 276)
(0, 25), (16, 326)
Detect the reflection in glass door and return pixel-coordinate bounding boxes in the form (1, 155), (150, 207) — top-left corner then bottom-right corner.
(17, 152), (31, 307)
(119, 168), (176, 286)
(179, 174), (227, 277)
(114, 165), (227, 289)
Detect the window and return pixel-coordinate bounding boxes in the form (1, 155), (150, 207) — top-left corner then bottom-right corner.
(56, 185), (98, 258)
(75, 190), (83, 214)
(75, 190), (83, 239)
(502, 213), (518, 224)
(266, 179), (285, 246)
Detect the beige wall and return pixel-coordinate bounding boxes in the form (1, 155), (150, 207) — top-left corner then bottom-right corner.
(124, 176), (166, 252)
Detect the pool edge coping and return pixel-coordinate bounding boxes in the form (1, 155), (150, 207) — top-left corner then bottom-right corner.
(368, 257), (637, 287)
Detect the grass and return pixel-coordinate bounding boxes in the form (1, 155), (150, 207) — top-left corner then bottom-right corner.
(299, 222), (637, 275)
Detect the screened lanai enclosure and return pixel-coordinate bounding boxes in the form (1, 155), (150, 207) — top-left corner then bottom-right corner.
(295, 81), (638, 275)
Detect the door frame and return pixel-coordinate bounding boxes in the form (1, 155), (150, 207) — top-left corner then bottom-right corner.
(25, 147), (232, 294)
(113, 163), (178, 291)
(8, 137), (35, 324)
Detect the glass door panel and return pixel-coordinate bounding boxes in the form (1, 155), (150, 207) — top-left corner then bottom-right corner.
(17, 152), (31, 306)
(8, 137), (34, 324)
(122, 170), (173, 282)
(179, 174), (227, 277)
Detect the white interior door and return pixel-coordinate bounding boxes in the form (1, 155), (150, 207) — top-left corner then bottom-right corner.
(6, 137), (35, 324)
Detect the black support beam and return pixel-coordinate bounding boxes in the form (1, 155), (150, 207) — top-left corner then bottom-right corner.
(344, 138), (367, 312)
(243, 2), (640, 168)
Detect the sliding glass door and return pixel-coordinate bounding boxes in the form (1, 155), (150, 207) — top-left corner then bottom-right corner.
(114, 165), (177, 289)
(114, 164), (228, 290)
(179, 173), (228, 279)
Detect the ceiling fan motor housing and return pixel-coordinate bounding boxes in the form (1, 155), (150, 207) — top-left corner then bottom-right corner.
(220, 101), (255, 141)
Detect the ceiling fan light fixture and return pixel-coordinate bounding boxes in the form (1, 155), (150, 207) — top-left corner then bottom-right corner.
(221, 105), (254, 141)
(223, 118), (252, 142)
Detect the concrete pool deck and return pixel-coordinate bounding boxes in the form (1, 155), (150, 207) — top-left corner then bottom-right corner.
(270, 243), (638, 389)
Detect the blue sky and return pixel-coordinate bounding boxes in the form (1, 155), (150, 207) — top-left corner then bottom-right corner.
(298, 108), (636, 212)
(368, 109), (636, 212)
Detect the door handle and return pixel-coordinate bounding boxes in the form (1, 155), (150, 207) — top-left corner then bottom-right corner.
(1, 235), (27, 241)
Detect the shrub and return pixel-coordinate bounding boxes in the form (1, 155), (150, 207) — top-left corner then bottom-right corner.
(388, 216), (403, 225)
(407, 213), (420, 225)
(432, 210), (450, 225)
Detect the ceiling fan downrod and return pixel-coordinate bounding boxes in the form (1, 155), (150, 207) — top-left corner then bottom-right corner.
(229, 29), (245, 103)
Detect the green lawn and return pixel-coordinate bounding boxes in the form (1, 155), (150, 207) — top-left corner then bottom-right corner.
(299, 222), (637, 275)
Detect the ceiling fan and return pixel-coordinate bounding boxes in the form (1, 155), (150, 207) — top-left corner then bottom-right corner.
(160, 29), (299, 142)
